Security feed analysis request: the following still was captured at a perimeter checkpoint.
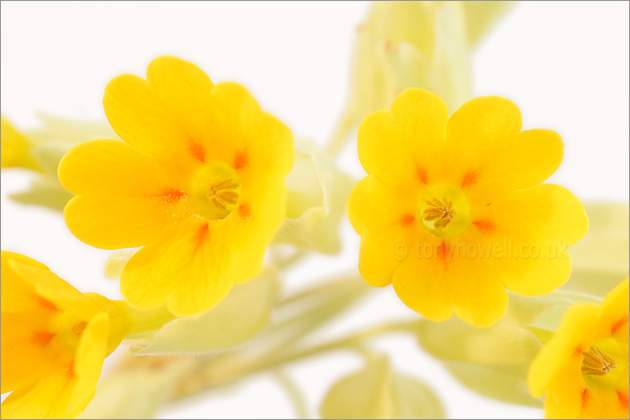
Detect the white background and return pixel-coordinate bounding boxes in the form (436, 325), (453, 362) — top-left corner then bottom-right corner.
(1, 1), (628, 419)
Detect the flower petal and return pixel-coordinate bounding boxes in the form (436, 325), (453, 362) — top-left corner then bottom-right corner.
(58, 139), (179, 195)
(445, 97), (563, 195)
(527, 303), (599, 397)
(598, 278), (629, 343)
(0, 364), (79, 419)
(103, 73), (200, 171)
(357, 88), (449, 187)
(541, 360), (585, 419)
(120, 219), (231, 315)
(146, 56), (215, 144)
(348, 176), (418, 287)
(68, 312), (109, 416)
(0, 313), (57, 395)
(393, 250), (508, 327)
(64, 195), (175, 250)
(121, 178), (285, 316)
(202, 82), (294, 184)
(446, 96), (522, 153)
(465, 184), (588, 296)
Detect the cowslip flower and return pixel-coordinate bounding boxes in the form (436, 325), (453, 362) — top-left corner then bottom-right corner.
(1, 251), (130, 419)
(58, 56), (293, 316)
(347, 88), (588, 327)
(528, 278), (629, 419)
(1, 116), (41, 170)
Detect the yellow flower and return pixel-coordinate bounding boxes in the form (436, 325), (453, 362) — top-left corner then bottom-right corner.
(0, 251), (130, 419)
(58, 56), (293, 317)
(347, 88), (588, 327)
(528, 278), (629, 419)
(1, 116), (41, 170)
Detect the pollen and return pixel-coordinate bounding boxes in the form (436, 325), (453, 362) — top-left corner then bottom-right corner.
(417, 185), (471, 239)
(581, 345), (616, 376)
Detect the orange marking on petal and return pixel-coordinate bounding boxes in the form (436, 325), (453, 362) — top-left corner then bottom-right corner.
(189, 142), (205, 162)
(461, 171), (477, 187)
(32, 331), (55, 347)
(400, 214), (415, 226)
(416, 167), (428, 185)
(473, 220), (495, 234)
(192, 223), (209, 253)
(234, 152), (249, 170)
(238, 203), (251, 219)
(572, 346), (583, 356)
(611, 315), (629, 334)
(157, 188), (187, 204)
(36, 296), (57, 311)
(64, 364), (75, 379)
(437, 241), (451, 262)
(581, 388), (589, 409)
(73, 321), (87, 337)
(617, 391), (629, 410)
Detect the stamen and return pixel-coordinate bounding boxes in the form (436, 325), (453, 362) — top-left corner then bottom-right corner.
(209, 178), (240, 210)
(582, 346), (616, 376)
(422, 197), (456, 228)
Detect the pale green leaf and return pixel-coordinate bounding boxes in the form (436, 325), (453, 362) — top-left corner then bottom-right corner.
(79, 357), (195, 419)
(275, 140), (354, 253)
(461, 1), (514, 46)
(416, 291), (596, 407)
(7, 114), (120, 211)
(129, 268), (279, 355)
(27, 113), (118, 145)
(563, 202), (629, 297)
(320, 356), (445, 419)
(330, 1), (507, 154)
(103, 250), (139, 280)
(9, 177), (72, 211)
(428, 1), (471, 112)
(443, 361), (540, 408)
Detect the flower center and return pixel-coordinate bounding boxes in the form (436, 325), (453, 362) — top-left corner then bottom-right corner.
(45, 310), (87, 360)
(582, 345), (616, 376)
(418, 185), (471, 239)
(189, 161), (242, 220)
(423, 198), (456, 228)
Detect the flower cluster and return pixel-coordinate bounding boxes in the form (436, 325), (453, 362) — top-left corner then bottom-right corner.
(1, 3), (627, 419)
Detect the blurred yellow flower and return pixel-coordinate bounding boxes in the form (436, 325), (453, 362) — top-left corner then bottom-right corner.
(1, 116), (41, 170)
(347, 88), (588, 327)
(0, 251), (129, 419)
(528, 278), (629, 419)
(1, 114), (119, 210)
(58, 56), (294, 316)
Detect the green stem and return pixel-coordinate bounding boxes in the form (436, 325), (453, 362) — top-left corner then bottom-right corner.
(124, 304), (175, 337)
(273, 248), (308, 270)
(273, 369), (309, 419)
(252, 319), (420, 371)
(169, 319), (420, 401)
